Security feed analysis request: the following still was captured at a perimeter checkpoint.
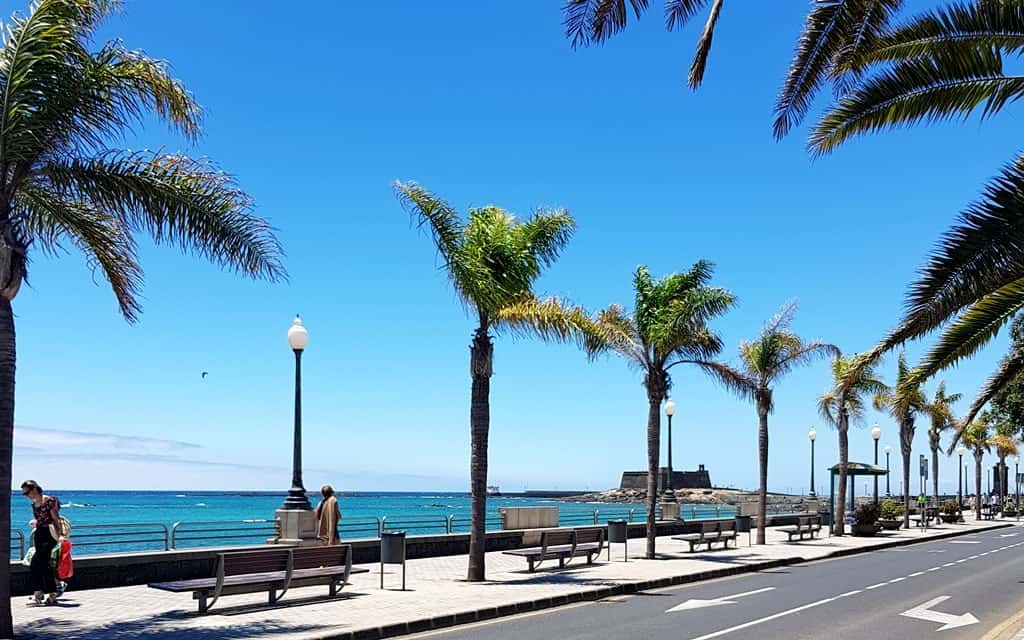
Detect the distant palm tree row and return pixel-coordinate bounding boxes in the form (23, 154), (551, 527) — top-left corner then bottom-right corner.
(560, 0), (1024, 555)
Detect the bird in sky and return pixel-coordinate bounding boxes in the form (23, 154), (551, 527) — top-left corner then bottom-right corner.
(201, 371), (209, 379)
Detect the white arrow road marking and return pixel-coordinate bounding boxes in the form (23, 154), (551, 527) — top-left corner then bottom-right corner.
(666, 587), (774, 613)
(1000, 533), (1019, 537)
(949, 540), (980, 544)
(900, 596), (979, 631)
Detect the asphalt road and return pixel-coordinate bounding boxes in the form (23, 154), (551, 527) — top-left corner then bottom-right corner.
(418, 525), (1024, 640)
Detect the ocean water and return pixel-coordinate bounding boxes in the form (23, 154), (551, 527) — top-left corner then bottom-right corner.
(7, 491), (734, 557)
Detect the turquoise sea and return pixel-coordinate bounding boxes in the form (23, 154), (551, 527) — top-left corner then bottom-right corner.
(7, 491), (734, 558)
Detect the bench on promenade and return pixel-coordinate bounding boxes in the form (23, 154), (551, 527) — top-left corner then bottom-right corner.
(673, 520), (737, 552)
(503, 527), (605, 572)
(778, 515), (821, 541)
(981, 506), (996, 520)
(148, 545), (368, 613)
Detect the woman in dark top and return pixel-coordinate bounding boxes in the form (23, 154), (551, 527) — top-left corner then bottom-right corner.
(21, 480), (62, 605)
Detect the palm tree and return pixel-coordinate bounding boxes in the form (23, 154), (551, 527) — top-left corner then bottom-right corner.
(872, 353), (932, 528)
(988, 417), (1019, 511)
(803, 2), (1024, 420)
(585, 262), (734, 558)
(693, 302), (837, 544)
(0, 1), (284, 634)
(957, 418), (990, 521)
(819, 355), (888, 535)
(926, 382), (961, 505)
(395, 181), (593, 581)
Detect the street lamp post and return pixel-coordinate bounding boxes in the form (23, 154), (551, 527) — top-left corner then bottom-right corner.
(281, 315), (312, 511)
(1016, 455), (1021, 520)
(808, 428), (817, 497)
(956, 445), (966, 508)
(884, 445), (892, 497)
(871, 425), (881, 505)
(664, 398), (677, 503)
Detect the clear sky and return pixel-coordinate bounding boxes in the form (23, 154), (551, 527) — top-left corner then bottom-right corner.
(8, 0), (1017, 495)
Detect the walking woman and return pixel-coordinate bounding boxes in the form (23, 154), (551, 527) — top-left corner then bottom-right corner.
(21, 480), (63, 605)
(315, 485), (341, 545)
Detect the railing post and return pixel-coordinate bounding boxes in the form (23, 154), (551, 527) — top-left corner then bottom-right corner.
(715, 505), (720, 518)
(593, 510), (599, 525)
(376, 517), (383, 538)
(170, 522), (181, 549)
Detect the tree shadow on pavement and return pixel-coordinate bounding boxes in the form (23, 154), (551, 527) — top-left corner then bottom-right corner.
(16, 612), (333, 640)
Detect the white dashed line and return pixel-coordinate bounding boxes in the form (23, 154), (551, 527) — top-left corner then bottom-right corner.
(926, 567), (940, 572)
(865, 583), (886, 590)
(838, 590), (862, 598)
(888, 577), (906, 584)
(908, 572), (924, 577)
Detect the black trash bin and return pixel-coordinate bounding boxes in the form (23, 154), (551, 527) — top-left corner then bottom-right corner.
(607, 519), (628, 562)
(380, 531), (407, 590)
(735, 515), (752, 546)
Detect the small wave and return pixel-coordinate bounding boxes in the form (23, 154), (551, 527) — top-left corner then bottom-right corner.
(195, 502), (207, 507)
(175, 494), (187, 498)
(242, 519), (269, 523)
(61, 503), (94, 509)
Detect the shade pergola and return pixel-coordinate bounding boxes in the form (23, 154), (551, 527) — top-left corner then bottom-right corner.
(828, 462), (889, 525)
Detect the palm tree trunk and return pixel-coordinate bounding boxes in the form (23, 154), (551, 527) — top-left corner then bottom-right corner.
(835, 410), (848, 536)
(975, 451), (983, 520)
(467, 324), (492, 582)
(756, 400), (769, 545)
(999, 455), (1007, 511)
(0, 297), (13, 639)
(900, 418), (914, 529)
(644, 370), (666, 560)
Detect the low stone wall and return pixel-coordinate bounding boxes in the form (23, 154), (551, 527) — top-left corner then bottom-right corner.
(8, 520), (691, 596)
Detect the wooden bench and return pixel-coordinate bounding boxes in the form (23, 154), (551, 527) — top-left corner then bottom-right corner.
(503, 527), (605, 572)
(672, 520), (737, 552)
(778, 515), (821, 541)
(149, 545), (368, 613)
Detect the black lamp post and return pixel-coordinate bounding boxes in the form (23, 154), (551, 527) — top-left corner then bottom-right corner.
(957, 445), (966, 508)
(663, 398), (677, 503)
(1016, 455), (1021, 519)
(808, 428), (816, 497)
(871, 424), (881, 505)
(884, 444), (892, 497)
(281, 315), (312, 511)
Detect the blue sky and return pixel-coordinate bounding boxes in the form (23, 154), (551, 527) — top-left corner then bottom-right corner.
(8, 0), (1018, 494)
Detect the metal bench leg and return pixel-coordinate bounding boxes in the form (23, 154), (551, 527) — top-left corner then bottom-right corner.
(330, 581), (338, 597)
(198, 594), (208, 615)
(268, 590), (277, 605)
(558, 557), (565, 569)
(527, 559), (535, 573)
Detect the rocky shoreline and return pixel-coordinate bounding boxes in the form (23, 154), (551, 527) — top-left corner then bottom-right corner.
(554, 487), (823, 514)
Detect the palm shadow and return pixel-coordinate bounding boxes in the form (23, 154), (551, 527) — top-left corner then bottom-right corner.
(16, 612), (332, 640)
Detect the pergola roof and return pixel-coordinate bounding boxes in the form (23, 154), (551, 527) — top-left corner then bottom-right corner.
(828, 462), (888, 476)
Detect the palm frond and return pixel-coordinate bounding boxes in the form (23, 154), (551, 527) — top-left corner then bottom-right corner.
(774, 0), (902, 139)
(493, 295), (598, 350)
(810, 46), (1018, 154)
(563, 0), (650, 48)
(687, 360), (758, 404)
(857, 1), (1024, 68)
(42, 152), (285, 284)
(586, 303), (646, 364)
(18, 184), (143, 319)
(665, 0), (710, 30)
(962, 345), (1024, 429)
(515, 208), (576, 268)
(819, 388), (840, 426)
(394, 180), (464, 264)
(688, 0), (724, 89)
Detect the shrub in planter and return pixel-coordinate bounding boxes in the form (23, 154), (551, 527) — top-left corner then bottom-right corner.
(1003, 501), (1018, 517)
(852, 503), (881, 536)
(878, 498), (904, 530)
(939, 499), (960, 523)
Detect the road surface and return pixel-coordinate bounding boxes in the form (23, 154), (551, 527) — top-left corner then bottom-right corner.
(418, 524), (1024, 640)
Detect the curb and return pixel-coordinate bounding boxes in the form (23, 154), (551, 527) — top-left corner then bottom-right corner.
(314, 522), (1014, 640)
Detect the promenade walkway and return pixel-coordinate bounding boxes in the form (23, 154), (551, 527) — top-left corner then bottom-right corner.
(12, 517), (1012, 640)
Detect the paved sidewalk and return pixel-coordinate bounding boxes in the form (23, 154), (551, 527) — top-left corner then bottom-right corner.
(12, 517), (1011, 640)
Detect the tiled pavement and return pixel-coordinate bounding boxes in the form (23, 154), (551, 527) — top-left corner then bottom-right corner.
(12, 517), (1012, 640)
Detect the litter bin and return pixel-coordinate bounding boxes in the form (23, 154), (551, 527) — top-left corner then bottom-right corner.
(607, 519), (628, 562)
(380, 531), (407, 590)
(735, 515), (752, 546)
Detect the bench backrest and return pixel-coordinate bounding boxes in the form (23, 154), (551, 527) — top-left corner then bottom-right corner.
(541, 530), (575, 550)
(292, 544), (349, 570)
(718, 519), (736, 532)
(798, 515), (816, 528)
(575, 527), (604, 547)
(220, 549), (291, 577)
(701, 521), (720, 534)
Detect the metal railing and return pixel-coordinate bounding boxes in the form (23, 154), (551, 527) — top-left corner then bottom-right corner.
(10, 529), (24, 559)
(171, 519), (279, 549)
(7, 504), (737, 558)
(70, 522), (169, 553)
(339, 516), (383, 539)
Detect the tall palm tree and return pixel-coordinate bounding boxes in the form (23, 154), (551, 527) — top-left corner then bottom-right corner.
(0, 1), (284, 634)
(989, 417), (1019, 510)
(957, 418), (990, 520)
(395, 181), (593, 581)
(805, 2), (1024, 419)
(926, 382), (961, 505)
(819, 355), (888, 535)
(585, 261), (734, 558)
(872, 353), (929, 528)
(693, 302), (837, 544)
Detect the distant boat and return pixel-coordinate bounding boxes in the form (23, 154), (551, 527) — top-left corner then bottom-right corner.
(486, 486), (501, 496)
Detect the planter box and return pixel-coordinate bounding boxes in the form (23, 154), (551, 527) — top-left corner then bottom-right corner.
(878, 519), (902, 531)
(851, 523), (880, 537)
(939, 514), (959, 524)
